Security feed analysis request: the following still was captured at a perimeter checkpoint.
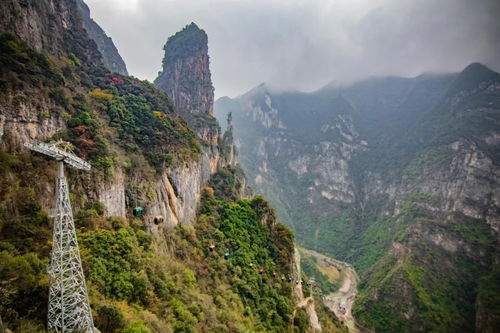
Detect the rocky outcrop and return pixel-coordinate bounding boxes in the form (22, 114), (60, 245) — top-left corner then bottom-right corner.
(145, 22), (239, 227)
(75, 0), (128, 75)
(0, 92), (65, 150)
(146, 147), (220, 228)
(154, 23), (214, 118)
(0, 0), (102, 67)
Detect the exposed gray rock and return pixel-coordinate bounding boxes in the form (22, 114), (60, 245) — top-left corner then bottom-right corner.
(75, 0), (128, 75)
(154, 23), (214, 117)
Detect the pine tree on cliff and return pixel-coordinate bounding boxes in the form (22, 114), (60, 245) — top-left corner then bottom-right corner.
(154, 23), (214, 119)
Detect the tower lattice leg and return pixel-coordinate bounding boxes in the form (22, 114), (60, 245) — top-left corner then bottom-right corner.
(47, 161), (94, 332)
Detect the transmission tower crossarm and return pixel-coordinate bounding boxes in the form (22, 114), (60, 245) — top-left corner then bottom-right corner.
(24, 141), (91, 171)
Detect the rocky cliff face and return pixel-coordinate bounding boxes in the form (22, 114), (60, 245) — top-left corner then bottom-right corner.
(0, 3), (233, 228)
(146, 145), (221, 228)
(154, 23), (215, 130)
(215, 65), (500, 331)
(0, 0), (117, 218)
(0, 90), (65, 150)
(0, 0), (102, 149)
(0, 0), (128, 77)
(75, 0), (128, 75)
(216, 84), (366, 230)
(0, 0), (102, 66)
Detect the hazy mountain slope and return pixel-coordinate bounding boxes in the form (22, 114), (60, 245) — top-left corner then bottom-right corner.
(0, 1), (344, 332)
(215, 66), (500, 332)
(75, 0), (128, 75)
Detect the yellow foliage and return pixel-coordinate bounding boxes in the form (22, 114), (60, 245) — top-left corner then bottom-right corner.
(152, 111), (164, 118)
(89, 88), (114, 101)
(203, 186), (215, 198)
(114, 300), (141, 322)
(59, 56), (73, 67)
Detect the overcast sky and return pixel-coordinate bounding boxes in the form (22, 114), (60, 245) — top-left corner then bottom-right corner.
(86, 0), (500, 98)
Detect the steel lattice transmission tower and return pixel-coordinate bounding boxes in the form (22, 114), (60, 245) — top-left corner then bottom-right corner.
(25, 140), (94, 333)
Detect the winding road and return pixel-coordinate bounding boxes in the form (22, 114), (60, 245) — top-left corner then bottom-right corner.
(303, 249), (360, 333)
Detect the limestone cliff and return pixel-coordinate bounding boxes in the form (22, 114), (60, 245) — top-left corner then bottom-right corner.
(0, 0), (102, 149)
(154, 23), (216, 141)
(0, 0), (102, 66)
(0, 2), (233, 229)
(75, 0), (128, 75)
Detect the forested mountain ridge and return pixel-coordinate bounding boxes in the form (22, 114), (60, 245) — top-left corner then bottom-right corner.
(215, 64), (500, 332)
(0, 0), (343, 332)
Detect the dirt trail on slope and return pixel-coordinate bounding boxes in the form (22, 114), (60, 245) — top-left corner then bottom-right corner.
(291, 248), (322, 331)
(303, 249), (360, 333)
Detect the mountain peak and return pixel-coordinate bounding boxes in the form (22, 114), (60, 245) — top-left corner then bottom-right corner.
(462, 62), (492, 74)
(186, 22), (201, 30)
(239, 82), (270, 99)
(154, 23), (214, 116)
(162, 22), (208, 58)
(448, 62), (499, 94)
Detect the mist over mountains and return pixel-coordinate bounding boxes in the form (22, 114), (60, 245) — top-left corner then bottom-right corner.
(86, 0), (500, 97)
(0, 0), (499, 332)
(215, 63), (500, 331)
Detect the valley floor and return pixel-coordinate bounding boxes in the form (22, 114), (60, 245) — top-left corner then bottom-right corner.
(302, 249), (361, 333)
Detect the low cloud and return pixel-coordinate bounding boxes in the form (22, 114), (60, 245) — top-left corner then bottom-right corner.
(86, 0), (500, 97)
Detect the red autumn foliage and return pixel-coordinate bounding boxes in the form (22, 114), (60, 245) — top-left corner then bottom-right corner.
(111, 77), (124, 84)
(78, 138), (96, 158)
(74, 125), (91, 138)
(80, 138), (96, 147)
(200, 267), (210, 276)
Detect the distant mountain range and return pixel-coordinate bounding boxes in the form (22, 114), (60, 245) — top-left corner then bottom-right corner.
(215, 63), (500, 332)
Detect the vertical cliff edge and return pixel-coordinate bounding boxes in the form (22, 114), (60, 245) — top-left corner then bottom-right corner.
(75, 0), (128, 75)
(154, 23), (217, 143)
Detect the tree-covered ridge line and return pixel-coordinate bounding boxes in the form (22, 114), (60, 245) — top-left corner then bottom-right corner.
(0, 32), (201, 175)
